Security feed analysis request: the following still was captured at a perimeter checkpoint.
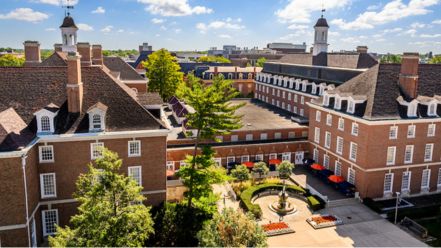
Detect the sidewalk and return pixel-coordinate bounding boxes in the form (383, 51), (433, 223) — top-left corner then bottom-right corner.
(212, 183), (240, 212)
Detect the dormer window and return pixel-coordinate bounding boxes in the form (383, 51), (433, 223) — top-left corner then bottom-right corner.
(87, 102), (108, 132)
(311, 84), (317, 94)
(34, 103), (59, 134)
(41, 116), (51, 132)
(428, 103), (437, 116)
(347, 100), (355, 114)
(302, 81), (307, 92)
(408, 101), (418, 117)
(334, 96), (341, 110)
(323, 94), (330, 106)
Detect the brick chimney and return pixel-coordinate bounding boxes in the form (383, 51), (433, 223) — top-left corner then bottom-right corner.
(356, 46), (368, 53)
(77, 42), (92, 66)
(92, 44), (103, 65)
(214, 66), (218, 75)
(66, 52), (83, 113)
(399, 52), (419, 99)
(54, 44), (62, 52)
(23, 41), (41, 66)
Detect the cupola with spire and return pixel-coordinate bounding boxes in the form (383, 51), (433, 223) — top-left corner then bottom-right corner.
(60, 3), (78, 53)
(312, 9), (329, 56)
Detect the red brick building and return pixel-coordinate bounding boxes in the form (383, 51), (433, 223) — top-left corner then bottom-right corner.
(0, 15), (168, 247)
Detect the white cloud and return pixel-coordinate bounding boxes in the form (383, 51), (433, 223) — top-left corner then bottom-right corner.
(287, 24), (309, 30)
(410, 40), (441, 46)
(275, 0), (351, 24)
(432, 19), (441, 24)
(31, 0), (78, 6)
(117, 29), (124, 33)
(218, 34), (232, 39)
(92, 6), (105, 14)
(400, 28), (418, 37)
(155, 34), (160, 37)
(420, 33), (441, 38)
(151, 18), (165, 24)
(196, 18), (245, 33)
(367, 3), (382, 10)
(410, 22), (426, 28)
(160, 25), (167, 30)
(45, 27), (56, 31)
(137, 0), (212, 16)
(382, 27), (403, 34)
(175, 28), (182, 33)
(101, 25), (113, 33)
(77, 23), (94, 31)
(0, 8), (48, 22)
(331, 0), (439, 30)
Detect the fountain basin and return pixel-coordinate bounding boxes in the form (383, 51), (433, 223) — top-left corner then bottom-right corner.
(269, 200), (297, 215)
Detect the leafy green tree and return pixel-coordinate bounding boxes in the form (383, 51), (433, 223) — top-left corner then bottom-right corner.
(197, 55), (231, 63)
(380, 54), (402, 64)
(49, 149), (154, 247)
(176, 74), (243, 208)
(253, 161), (269, 179)
(277, 160), (294, 180)
(197, 208), (267, 247)
(429, 55), (441, 64)
(0, 54), (24, 67)
(143, 49), (184, 101)
(231, 164), (251, 184)
(256, 57), (267, 67)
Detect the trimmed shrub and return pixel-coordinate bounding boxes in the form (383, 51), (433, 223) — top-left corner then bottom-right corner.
(307, 195), (322, 211)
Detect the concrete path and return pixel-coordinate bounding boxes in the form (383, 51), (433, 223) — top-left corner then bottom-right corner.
(212, 183), (240, 212)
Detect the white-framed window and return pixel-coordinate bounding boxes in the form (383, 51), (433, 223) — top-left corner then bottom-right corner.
(274, 132), (282, 139)
(407, 125), (416, 138)
(299, 109), (304, 116)
(288, 93), (292, 100)
(294, 94), (298, 103)
(42, 209), (58, 236)
(323, 154), (330, 169)
(314, 127), (320, 143)
(428, 103), (437, 116)
(389, 126), (398, 139)
(255, 154), (264, 161)
(227, 156), (235, 163)
(214, 158), (222, 167)
(325, 131), (331, 148)
(40, 173), (56, 198)
(246, 134), (253, 141)
(300, 96), (305, 104)
(421, 169), (431, 190)
(166, 161), (175, 171)
(323, 94), (330, 106)
(386, 146), (396, 165)
(39, 145), (54, 163)
(260, 133), (268, 140)
(407, 101), (418, 117)
(282, 152), (291, 162)
(384, 173), (394, 194)
(293, 106), (298, 114)
(316, 111), (321, 122)
(424, 143), (434, 162)
(348, 168), (355, 184)
(428, 123), (436, 137)
(287, 104), (291, 112)
(437, 168), (441, 190)
(288, 132), (295, 138)
(35, 109), (57, 134)
(351, 122), (359, 136)
(336, 136), (343, 155)
(349, 142), (357, 162)
(128, 140), (141, 157)
(269, 153), (277, 160)
(241, 155), (250, 163)
(92, 114), (102, 130)
(313, 148), (319, 162)
(277, 89), (280, 97)
(272, 99), (275, 105)
(41, 116), (51, 132)
(335, 161), (342, 176)
(281, 102), (285, 109)
(402, 171), (411, 192)
(338, 118), (344, 131)
(334, 97), (341, 110)
(282, 91), (286, 99)
(231, 135), (239, 142)
(347, 100), (355, 114)
(404, 145), (414, 164)
(326, 114), (332, 126)
(90, 142), (104, 160)
(128, 166), (142, 186)
(276, 100), (280, 107)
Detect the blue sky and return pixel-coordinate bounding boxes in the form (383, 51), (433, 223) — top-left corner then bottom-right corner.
(0, 0), (441, 53)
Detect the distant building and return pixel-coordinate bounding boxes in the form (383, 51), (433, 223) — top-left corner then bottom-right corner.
(267, 42), (307, 54)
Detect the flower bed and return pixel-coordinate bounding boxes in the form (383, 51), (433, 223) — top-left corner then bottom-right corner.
(261, 222), (295, 236)
(306, 214), (343, 229)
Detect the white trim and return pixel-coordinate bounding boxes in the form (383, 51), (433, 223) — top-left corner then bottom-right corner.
(38, 145), (54, 163)
(128, 140), (141, 157)
(38, 129), (169, 142)
(386, 146), (396, 166)
(255, 81), (319, 99)
(128, 166), (142, 186)
(383, 172), (394, 194)
(90, 142), (104, 160)
(40, 173), (57, 199)
(0, 224), (28, 231)
(42, 209), (58, 236)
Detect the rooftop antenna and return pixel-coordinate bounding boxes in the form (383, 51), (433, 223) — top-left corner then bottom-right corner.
(62, 0), (74, 17)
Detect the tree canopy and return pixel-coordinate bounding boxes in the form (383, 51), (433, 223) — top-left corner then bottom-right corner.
(277, 160), (294, 179)
(0, 54), (24, 67)
(143, 49), (184, 101)
(197, 208), (267, 247)
(253, 161), (269, 178)
(231, 164), (251, 182)
(380, 54), (402, 64)
(429, 55), (441, 64)
(49, 149), (154, 247)
(197, 55), (231, 63)
(256, 57), (267, 67)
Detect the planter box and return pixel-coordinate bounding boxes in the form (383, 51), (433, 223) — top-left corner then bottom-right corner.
(306, 214), (343, 229)
(262, 222), (295, 236)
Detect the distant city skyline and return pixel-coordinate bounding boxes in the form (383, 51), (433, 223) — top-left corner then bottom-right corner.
(0, 0), (440, 53)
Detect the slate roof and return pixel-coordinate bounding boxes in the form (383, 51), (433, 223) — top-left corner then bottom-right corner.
(0, 108), (34, 151)
(0, 66), (166, 151)
(137, 92), (164, 106)
(39, 52), (68, 66)
(277, 52), (378, 69)
(130, 50), (154, 69)
(60, 15), (78, 29)
(314, 17), (329, 28)
(103, 56), (145, 81)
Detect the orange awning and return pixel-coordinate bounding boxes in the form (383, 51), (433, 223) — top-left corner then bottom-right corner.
(269, 159), (281, 165)
(328, 175), (345, 183)
(243, 161), (254, 168)
(311, 163), (325, 171)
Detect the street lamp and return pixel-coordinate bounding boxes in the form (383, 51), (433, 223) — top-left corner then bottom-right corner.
(394, 192), (401, 225)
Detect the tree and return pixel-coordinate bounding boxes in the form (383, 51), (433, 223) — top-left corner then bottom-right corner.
(0, 54), (24, 67)
(176, 74), (243, 208)
(197, 208), (267, 247)
(380, 54), (402, 64)
(231, 164), (251, 183)
(143, 49), (183, 101)
(256, 57), (267, 67)
(429, 55), (441, 64)
(197, 55), (231, 63)
(277, 160), (294, 180)
(253, 161), (269, 179)
(49, 149), (154, 247)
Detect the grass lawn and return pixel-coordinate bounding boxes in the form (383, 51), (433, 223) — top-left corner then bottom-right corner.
(417, 217), (441, 247)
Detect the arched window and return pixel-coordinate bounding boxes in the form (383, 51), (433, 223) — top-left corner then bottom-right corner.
(131, 88), (138, 94)
(238, 73), (243, 79)
(41, 116), (51, 132)
(228, 73), (233, 79)
(92, 114), (102, 130)
(209, 73), (214, 80)
(64, 34), (68, 45)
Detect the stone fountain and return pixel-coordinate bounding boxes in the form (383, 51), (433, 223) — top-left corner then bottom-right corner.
(269, 185), (297, 216)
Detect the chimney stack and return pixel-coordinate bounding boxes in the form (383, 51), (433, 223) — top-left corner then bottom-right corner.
(23, 41), (41, 66)
(77, 42), (92, 66)
(399, 52), (419, 99)
(92, 44), (103, 65)
(66, 52), (83, 113)
(356, 46), (368, 54)
(54, 44), (62, 52)
(214, 66), (218, 74)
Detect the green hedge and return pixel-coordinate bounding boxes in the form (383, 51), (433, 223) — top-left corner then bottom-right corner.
(239, 183), (324, 218)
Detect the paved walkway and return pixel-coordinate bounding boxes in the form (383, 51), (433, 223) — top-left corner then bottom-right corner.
(212, 183), (240, 212)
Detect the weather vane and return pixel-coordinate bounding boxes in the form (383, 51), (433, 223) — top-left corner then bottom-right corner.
(321, 3), (326, 18)
(62, 0), (74, 16)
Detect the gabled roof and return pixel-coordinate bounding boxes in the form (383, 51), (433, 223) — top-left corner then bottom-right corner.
(137, 92), (164, 106)
(40, 52), (68, 67)
(0, 108), (34, 151)
(103, 56), (146, 81)
(87, 102), (108, 113)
